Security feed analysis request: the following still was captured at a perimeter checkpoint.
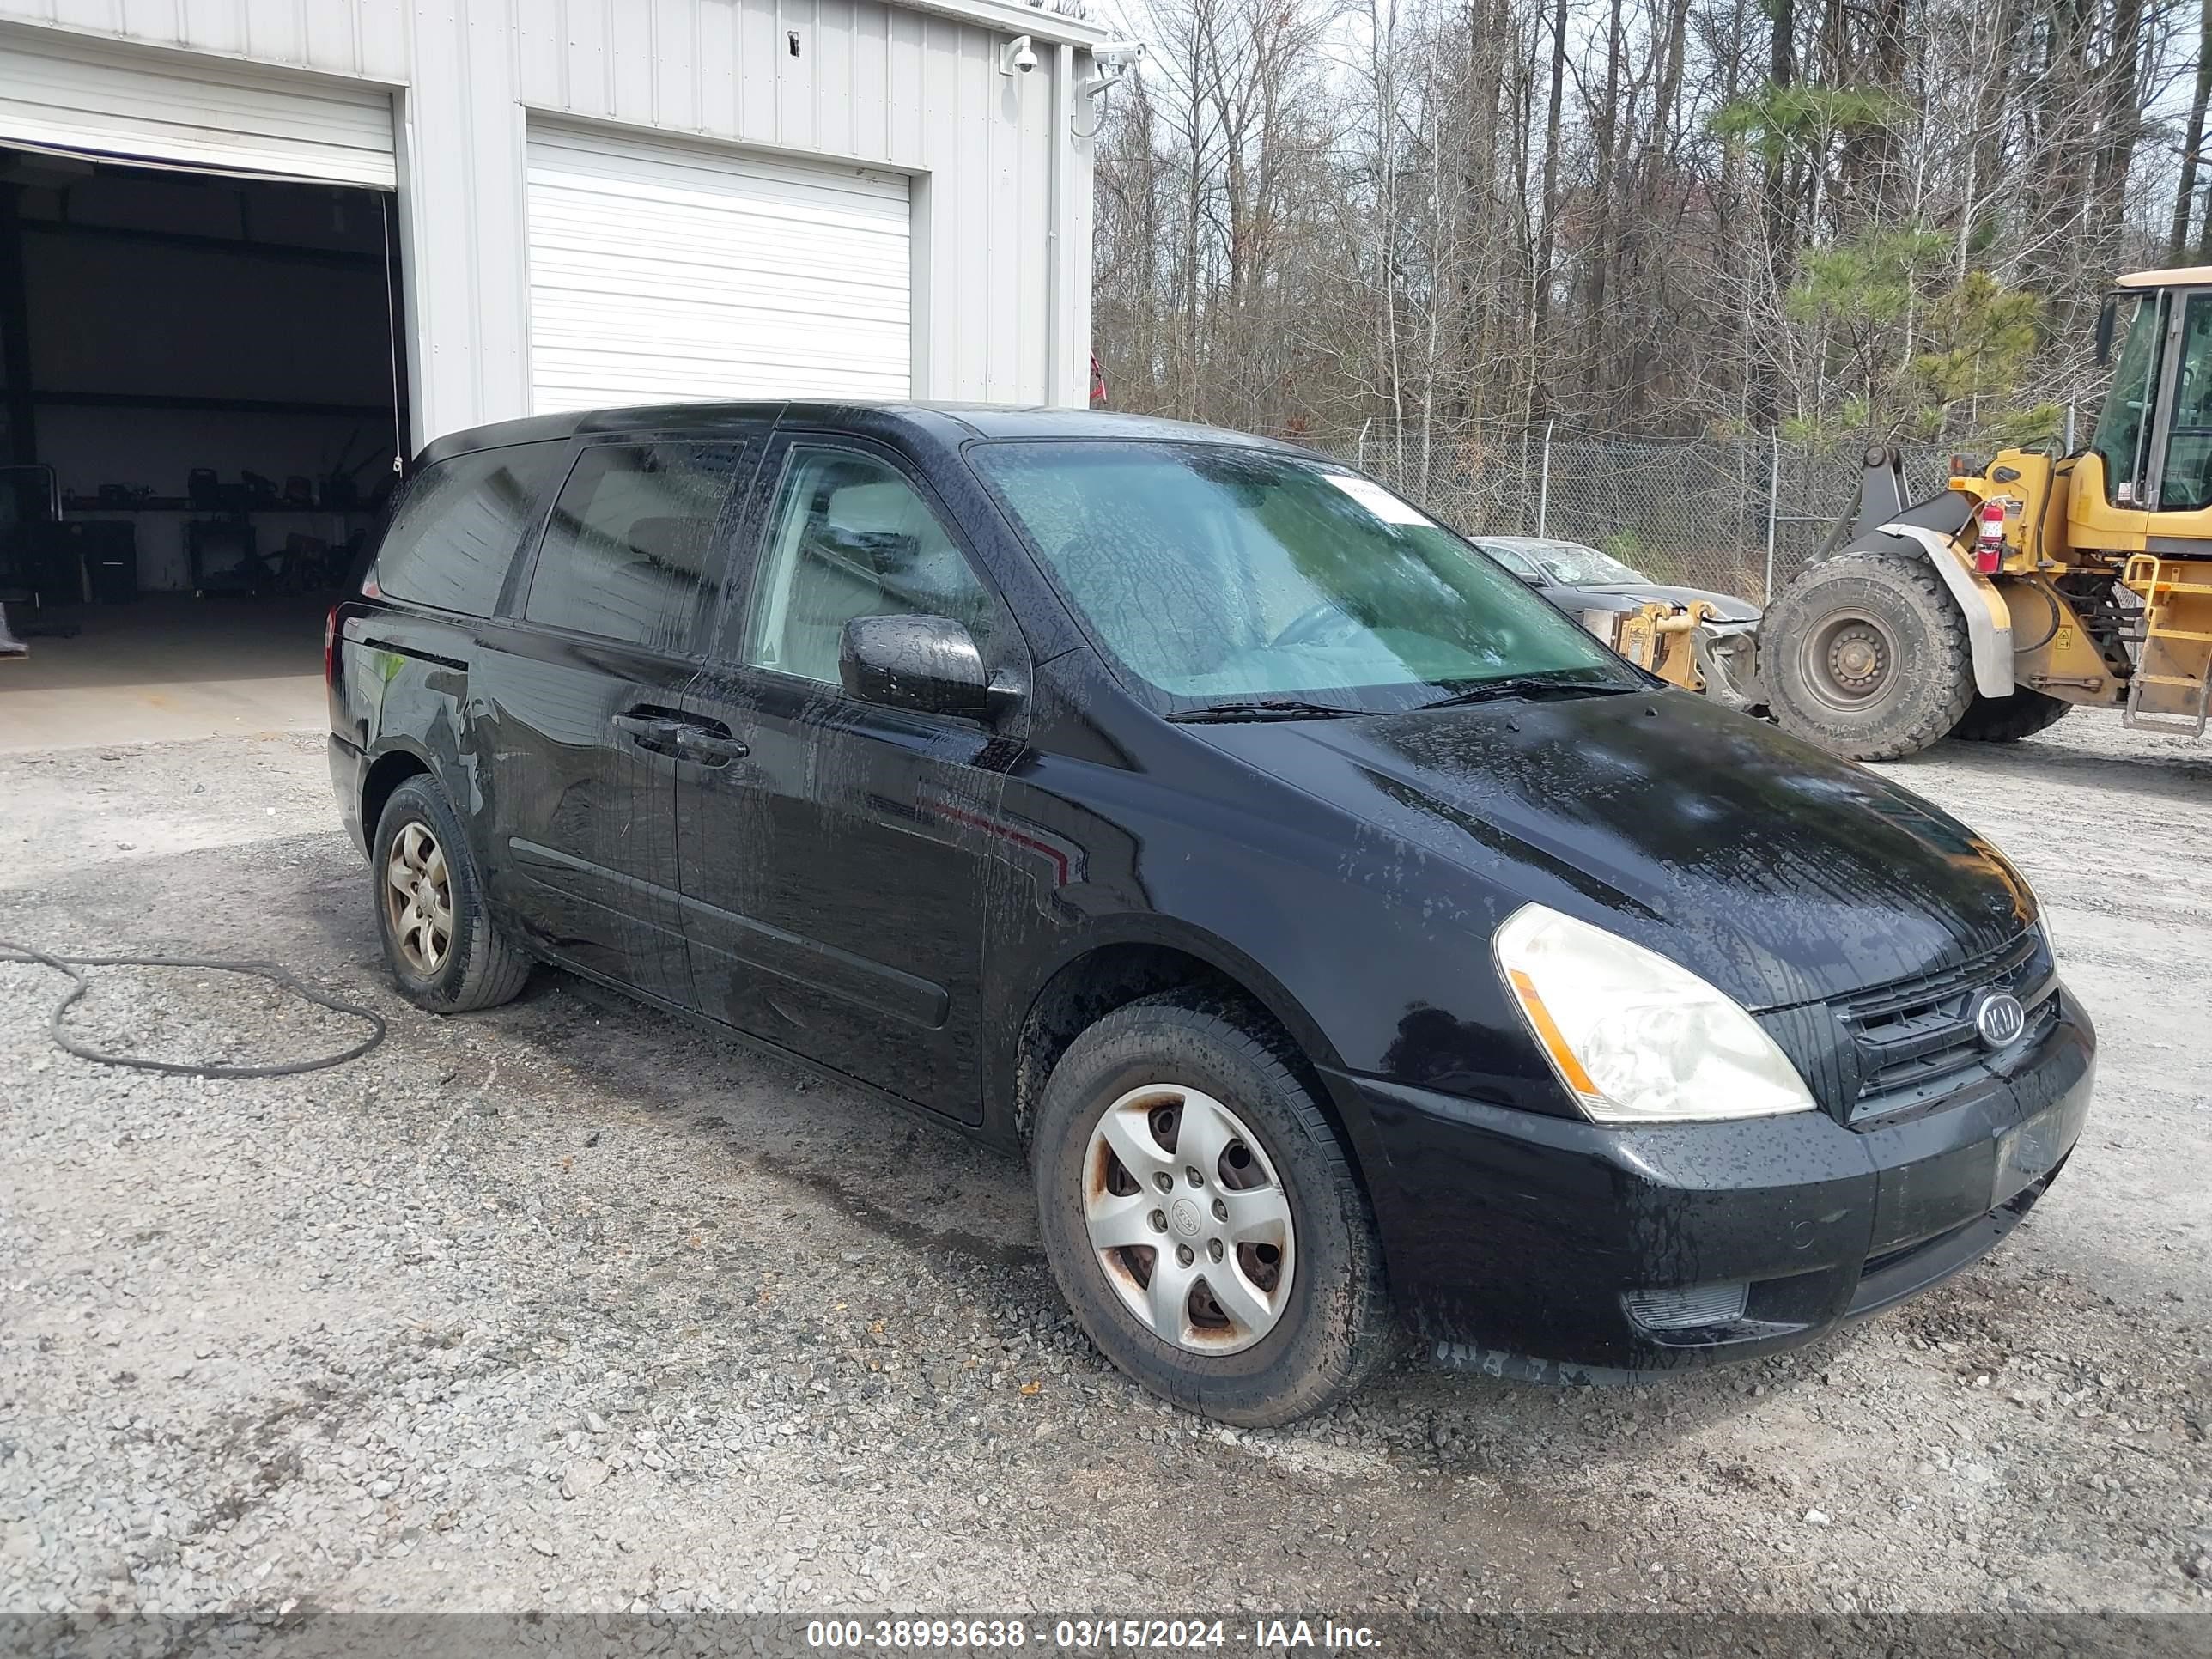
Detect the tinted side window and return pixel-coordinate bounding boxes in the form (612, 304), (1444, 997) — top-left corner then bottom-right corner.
(524, 442), (744, 653)
(743, 447), (997, 684)
(371, 441), (565, 616)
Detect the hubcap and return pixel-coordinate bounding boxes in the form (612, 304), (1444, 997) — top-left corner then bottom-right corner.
(1081, 1085), (1295, 1355)
(1802, 611), (1899, 711)
(384, 820), (453, 976)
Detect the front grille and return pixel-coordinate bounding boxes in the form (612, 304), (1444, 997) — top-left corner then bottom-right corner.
(1835, 929), (2057, 1119)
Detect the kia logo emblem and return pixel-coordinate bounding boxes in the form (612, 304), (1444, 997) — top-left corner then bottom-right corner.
(1972, 991), (2027, 1049)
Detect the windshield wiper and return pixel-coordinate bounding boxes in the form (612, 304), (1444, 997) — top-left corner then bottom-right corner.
(1415, 676), (1638, 711)
(1167, 698), (1368, 724)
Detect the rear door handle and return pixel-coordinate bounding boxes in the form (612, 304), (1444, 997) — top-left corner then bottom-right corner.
(612, 712), (682, 755)
(672, 726), (748, 766)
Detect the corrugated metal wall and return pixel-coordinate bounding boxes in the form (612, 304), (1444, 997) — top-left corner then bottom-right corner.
(0, 0), (1098, 441)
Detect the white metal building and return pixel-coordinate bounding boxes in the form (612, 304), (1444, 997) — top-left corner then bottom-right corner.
(0, 0), (1107, 615)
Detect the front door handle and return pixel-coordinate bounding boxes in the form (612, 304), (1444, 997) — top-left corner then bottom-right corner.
(611, 712), (681, 755)
(672, 726), (748, 766)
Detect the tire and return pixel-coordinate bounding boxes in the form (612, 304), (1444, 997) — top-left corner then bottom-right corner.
(1949, 688), (2071, 744)
(370, 775), (532, 1013)
(1030, 992), (1395, 1426)
(1763, 545), (1976, 761)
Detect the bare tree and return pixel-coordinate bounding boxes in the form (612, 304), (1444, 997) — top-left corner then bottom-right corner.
(1087, 0), (2187, 446)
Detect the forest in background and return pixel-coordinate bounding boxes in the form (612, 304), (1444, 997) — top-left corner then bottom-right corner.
(1085, 0), (2206, 457)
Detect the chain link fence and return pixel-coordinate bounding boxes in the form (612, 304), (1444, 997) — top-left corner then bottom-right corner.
(1286, 421), (1980, 605)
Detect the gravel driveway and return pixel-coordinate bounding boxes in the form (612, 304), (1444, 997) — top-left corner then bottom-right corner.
(3, 714), (2209, 1623)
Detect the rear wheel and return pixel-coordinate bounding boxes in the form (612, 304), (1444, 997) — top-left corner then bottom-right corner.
(1949, 688), (2071, 744)
(371, 775), (532, 1012)
(1031, 993), (1395, 1426)
(1764, 546), (1975, 761)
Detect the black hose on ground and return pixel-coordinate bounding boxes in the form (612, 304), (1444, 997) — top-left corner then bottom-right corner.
(0, 941), (386, 1079)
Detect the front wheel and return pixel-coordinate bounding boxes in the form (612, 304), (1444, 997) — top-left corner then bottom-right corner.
(1031, 993), (1395, 1427)
(1762, 545), (1976, 761)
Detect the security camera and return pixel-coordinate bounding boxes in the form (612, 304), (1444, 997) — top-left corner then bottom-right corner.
(1079, 41), (1143, 98)
(1000, 33), (1039, 74)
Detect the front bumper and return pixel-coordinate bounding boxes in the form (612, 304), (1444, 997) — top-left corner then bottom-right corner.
(1327, 988), (2094, 1381)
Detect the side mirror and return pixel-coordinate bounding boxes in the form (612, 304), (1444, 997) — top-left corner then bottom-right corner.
(841, 614), (993, 720)
(2094, 295), (2117, 368)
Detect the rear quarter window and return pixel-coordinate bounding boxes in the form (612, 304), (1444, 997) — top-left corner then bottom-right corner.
(369, 441), (567, 616)
(523, 441), (747, 653)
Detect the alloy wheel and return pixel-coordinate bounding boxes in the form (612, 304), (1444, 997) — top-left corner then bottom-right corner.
(1081, 1084), (1296, 1355)
(384, 821), (453, 976)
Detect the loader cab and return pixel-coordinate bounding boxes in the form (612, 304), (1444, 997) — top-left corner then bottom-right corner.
(2089, 269), (2212, 522)
(1759, 264), (2212, 759)
(2081, 268), (2212, 737)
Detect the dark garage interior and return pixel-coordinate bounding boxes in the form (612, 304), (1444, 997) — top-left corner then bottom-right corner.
(0, 148), (406, 741)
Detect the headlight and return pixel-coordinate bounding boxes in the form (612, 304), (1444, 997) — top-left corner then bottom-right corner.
(1494, 903), (1816, 1124)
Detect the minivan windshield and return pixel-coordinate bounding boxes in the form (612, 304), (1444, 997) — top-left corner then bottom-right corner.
(972, 441), (1640, 714)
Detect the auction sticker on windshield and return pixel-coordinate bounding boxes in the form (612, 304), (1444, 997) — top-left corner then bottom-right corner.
(1320, 471), (1431, 525)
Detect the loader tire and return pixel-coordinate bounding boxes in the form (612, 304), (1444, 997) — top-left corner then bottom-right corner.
(1765, 547), (1975, 761)
(1949, 689), (2071, 744)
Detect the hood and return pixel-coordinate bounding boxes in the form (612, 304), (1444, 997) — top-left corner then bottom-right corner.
(1193, 691), (2034, 1011)
(1582, 581), (1761, 623)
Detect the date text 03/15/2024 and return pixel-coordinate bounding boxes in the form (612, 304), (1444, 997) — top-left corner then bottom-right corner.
(803, 1619), (1383, 1650)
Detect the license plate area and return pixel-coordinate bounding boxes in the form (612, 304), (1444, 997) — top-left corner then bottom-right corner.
(1863, 1084), (2090, 1259)
(1990, 1097), (2078, 1207)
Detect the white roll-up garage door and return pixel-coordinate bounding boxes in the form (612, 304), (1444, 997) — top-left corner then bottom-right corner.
(526, 124), (912, 413)
(0, 29), (396, 188)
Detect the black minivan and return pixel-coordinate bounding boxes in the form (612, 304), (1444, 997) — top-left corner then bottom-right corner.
(329, 403), (2094, 1425)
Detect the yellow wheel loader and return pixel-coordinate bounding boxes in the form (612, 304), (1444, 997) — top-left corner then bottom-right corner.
(1758, 264), (2212, 760)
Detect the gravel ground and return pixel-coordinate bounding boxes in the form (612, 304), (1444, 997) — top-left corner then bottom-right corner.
(2, 716), (2209, 1621)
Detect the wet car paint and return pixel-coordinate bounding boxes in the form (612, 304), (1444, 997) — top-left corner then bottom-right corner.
(329, 402), (2094, 1376)
(1192, 690), (2038, 1012)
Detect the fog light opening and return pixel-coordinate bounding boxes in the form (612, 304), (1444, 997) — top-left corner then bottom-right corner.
(1621, 1281), (1750, 1333)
